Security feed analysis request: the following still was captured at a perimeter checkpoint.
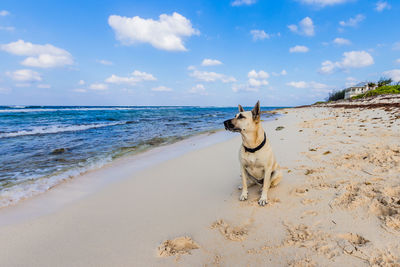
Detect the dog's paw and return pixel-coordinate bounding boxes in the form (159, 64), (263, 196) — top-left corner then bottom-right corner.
(239, 192), (248, 201)
(258, 197), (268, 206)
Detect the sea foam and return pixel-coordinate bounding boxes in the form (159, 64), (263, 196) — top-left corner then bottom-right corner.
(0, 122), (126, 138)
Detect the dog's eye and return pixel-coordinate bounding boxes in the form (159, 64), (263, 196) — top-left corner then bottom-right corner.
(237, 114), (245, 119)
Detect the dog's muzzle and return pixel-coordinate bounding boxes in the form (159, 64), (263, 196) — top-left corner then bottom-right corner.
(224, 119), (240, 132)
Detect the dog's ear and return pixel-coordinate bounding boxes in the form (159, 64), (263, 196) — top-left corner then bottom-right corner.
(238, 105), (244, 112)
(251, 100), (260, 120)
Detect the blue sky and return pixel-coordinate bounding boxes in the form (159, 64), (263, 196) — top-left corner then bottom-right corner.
(0, 0), (399, 106)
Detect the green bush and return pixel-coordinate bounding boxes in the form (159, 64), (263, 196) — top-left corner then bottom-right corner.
(352, 85), (400, 99)
(327, 89), (345, 101)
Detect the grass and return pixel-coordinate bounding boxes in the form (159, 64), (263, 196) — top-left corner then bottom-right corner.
(352, 85), (400, 99)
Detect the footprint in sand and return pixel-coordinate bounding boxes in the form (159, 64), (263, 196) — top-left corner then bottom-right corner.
(301, 198), (319, 205)
(158, 236), (200, 257)
(293, 186), (309, 196)
(288, 257), (316, 267)
(301, 210), (318, 218)
(211, 219), (249, 241)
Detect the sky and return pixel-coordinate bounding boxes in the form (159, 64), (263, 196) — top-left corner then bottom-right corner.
(0, 0), (399, 107)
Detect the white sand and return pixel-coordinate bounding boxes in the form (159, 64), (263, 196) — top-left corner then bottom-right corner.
(0, 107), (399, 266)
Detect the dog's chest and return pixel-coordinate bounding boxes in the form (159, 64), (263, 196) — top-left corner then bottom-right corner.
(242, 155), (264, 178)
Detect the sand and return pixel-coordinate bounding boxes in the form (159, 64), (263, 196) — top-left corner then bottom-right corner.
(0, 106), (399, 266)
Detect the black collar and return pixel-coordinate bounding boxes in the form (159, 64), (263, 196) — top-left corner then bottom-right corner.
(243, 132), (266, 153)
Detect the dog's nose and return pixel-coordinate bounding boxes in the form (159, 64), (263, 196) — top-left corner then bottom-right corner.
(223, 119), (233, 130)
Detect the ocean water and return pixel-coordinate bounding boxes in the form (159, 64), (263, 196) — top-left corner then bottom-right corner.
(0, 106), (279, 207)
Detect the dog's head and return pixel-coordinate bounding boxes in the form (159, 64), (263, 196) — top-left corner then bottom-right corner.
(224, 101), (261, 133)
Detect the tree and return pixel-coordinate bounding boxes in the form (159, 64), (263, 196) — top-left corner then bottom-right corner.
(377, 77), (392, 87)
(327, 89), (345, 101)
(368, 82), (376, 88)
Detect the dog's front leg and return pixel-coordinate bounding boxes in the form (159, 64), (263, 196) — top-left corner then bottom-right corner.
(258, 171), (271, 206)
(239, 166), (249, 201)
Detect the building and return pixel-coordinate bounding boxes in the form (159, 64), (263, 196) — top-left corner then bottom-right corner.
(344, 82), (376, 99)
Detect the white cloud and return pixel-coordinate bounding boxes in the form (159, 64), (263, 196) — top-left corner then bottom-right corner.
(152, 85), (172, 92)
(190, 69), (236, 83)
(375, 1), (391, 12)
(108, 12), (199, 51)
(250, 30), (269, 41)
(189, 84), (208, 95)
(272, 69), (288, 76)
(131, 70), (156, 81)
(201, 58), (222, 66)
(0, 10), (9, 16)
(106, 70), (156, 85)
(6, 69), (42, 82)
(287, 81), (330, 92)
(289, 45), (309, 53)
(288, 17), (315, 36)
(231, 0), (257, 6)
(319, 60), (337, 74)
(0, 26), (15, 31)
(341, 51), (374, 68)
(248, 78), (268, 87)
(319, 50), (374, 74)
(89, 83), (108, 90)
(339, 14), (365, 27)
(246, 70), (269, 89)
(0, 40), (73, 68)
(286, 81), (308, 88)
(298, 0), (351, 7)
(396, 59), (400, 64)
(383, 69), (400, 82)
(333, 37), (351, 45)
(37, 84), (51, 88)
(248, 69), (269, 79)
(97, 59), (113, 65)
(78, 80), (85, 85)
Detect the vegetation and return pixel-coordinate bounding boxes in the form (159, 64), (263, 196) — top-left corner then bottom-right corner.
(377, 78), (392, 87)
(352, 85), (400, 99)
(324, 77), (399, 102)
(326, 89), (345, 101)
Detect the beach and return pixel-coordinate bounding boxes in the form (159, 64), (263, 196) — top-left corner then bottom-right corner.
(0, 106), (399, 266)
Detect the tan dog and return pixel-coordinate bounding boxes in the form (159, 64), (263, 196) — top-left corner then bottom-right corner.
(224, 101), (282, 206)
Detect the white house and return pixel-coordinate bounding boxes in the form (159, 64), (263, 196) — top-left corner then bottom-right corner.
(344, 82), (376, 99)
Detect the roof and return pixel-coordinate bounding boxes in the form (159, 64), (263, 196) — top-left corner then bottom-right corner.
(350, 82), (369, 88)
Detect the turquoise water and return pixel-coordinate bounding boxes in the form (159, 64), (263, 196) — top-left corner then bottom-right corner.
(0, 106), (279, 207)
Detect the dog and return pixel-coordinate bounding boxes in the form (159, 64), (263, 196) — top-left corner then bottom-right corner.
(224, 101), (282, 206)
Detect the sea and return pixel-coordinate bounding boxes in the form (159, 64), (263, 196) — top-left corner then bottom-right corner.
(0, 106), (279, 208)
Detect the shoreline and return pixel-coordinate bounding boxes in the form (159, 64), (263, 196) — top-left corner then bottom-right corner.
(0, 106), (280, 210)
(0, 128), (236, 226)
(0, 106), (399, 266)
